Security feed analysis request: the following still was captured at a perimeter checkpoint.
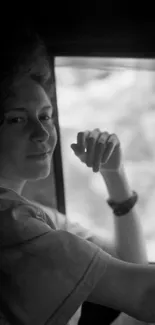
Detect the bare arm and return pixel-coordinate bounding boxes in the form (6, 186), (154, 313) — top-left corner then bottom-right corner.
(71, 130), (148, 264)
(87, 165), (149, 325)
(101, 165), (148, 264)
(87, 255), (155, 323)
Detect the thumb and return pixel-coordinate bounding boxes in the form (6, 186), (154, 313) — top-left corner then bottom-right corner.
(70, 143), (78, 151)
(70, 143), (83, 155)
(71, 143), (86, 162)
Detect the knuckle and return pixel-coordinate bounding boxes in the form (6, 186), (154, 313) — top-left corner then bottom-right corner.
(88, 135), (95, 142)
(77, 131), (84, 136)
(110, 133), (116, 138)
(108, 133), (119, 143)
(84, 130), (91, 139)
(93, 128), (100, 132)
(77, 132), (84, 142)
(97, 139), (105, 146)
(88, 131), (100, 143)
(102, 131), (109, 136)
(98, 133), (109, 144)
(90, 129), (100, 137)
(100, 132), (109, 139)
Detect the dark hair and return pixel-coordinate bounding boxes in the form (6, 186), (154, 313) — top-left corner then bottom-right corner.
(0, 21), (54, 116)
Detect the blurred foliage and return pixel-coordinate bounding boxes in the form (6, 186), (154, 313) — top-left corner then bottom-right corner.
(56, 61), (155, 261)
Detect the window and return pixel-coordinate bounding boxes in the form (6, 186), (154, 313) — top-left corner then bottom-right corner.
(55, 57), (155, 262)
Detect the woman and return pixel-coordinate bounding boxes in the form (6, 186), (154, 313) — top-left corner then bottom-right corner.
(0, 25), (155, 325)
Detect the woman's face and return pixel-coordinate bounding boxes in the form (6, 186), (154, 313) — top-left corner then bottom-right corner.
(0, 77), (57, 182)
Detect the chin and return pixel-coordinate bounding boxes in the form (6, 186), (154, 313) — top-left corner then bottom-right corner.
(24, 165), (51, 181)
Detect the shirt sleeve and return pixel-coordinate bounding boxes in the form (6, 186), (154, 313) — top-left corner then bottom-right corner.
(30, 201), (68, 230)
(1, 220), (111, 325)
(52, 211), (117, 256)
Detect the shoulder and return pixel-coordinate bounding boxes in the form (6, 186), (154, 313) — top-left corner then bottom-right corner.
(0, 226), (111, 325)
(30, 201), (67, 230)
(46, 206), (117, 256)
(26, 200), (117, 257)
(0, 194), (52, 247)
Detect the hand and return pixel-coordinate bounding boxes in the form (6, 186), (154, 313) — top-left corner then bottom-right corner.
(71, 128), (122, 173)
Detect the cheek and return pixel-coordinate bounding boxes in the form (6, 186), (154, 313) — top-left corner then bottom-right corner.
(0, 133), (13, 154)
(49, 125), (58, 149)
(0, 132), (24, 159)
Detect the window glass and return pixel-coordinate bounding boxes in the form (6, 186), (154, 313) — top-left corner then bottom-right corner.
(55, 57), (155, 262)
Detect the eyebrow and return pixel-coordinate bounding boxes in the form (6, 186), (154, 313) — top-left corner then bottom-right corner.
(4, 106), (54, 113)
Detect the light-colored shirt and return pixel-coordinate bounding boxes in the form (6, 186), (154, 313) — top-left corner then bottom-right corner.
(0, 187), (111, 325)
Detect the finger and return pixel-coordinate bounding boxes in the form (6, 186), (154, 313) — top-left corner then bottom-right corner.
(101, 142), (114, 164)
(70, 143), (81, 154)
(77, 130), (90, 153)
(101, 134), (119, 163)
(92, 143), (105, 172)
(86, 129), (101, 167)
(71, 143), (87, 163)
(92, 132), (109, 172)
(107, 133), (120, 147)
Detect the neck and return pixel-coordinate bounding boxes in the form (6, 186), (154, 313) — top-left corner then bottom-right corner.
(0, 176), (26, 195)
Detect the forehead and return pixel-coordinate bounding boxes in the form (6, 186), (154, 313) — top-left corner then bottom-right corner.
(4, 76), (52, 111)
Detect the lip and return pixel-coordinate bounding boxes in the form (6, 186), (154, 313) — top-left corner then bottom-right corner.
(27, 150), (51, 159)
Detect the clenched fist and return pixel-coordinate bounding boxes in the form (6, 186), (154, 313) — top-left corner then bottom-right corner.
(71, 128), (122, 173)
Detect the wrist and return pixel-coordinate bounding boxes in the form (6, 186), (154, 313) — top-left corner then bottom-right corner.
(101, 165), (133, 202)
(107, 190), (138, 216)
(100, 163), (124, 177)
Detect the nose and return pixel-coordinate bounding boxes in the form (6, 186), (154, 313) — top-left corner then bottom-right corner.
(30, 120), (50, 143)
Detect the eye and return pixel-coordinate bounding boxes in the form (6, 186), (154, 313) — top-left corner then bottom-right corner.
(6, 117), (26, 124)
(40, 113), (57, 123)
(40, 115), (52, 121)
